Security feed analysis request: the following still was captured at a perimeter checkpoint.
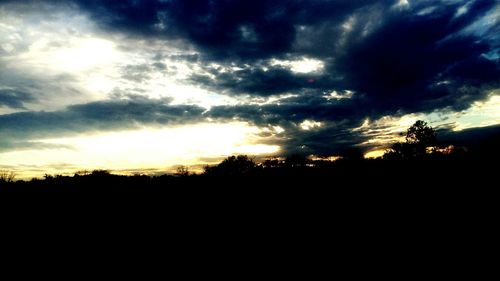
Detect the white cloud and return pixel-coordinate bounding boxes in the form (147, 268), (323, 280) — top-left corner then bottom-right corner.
(342, 16), (357, 31)
(299, 120), (323, 130)
(48, 38), (118, 72)
(417, 6), (437, 16)
(454, 2), (473, 18)
(393, 0), (410, 10)
(324, 90), (354, 100)
(270, 57), (325, 74)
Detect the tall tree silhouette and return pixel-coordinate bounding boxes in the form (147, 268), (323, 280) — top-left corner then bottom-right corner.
(405, 120), (437, 147)
(384, 120), (437, 160)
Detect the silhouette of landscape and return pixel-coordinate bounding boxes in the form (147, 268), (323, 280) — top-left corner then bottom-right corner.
(2, 120), (498, 192)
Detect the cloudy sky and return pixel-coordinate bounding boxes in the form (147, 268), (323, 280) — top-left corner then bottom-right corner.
(0, 0), (499, 178)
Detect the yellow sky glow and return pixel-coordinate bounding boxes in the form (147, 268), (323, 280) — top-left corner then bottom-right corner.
(0, 122), (280, 179)
(364, 149), (385, 159)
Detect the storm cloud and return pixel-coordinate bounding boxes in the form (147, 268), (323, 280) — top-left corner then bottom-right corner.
(71, 1), (499, 109)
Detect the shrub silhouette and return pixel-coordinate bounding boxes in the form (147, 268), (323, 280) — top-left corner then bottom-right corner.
(204, 155), (256, 176)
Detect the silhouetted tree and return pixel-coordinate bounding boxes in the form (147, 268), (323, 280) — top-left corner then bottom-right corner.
(384, 120), (437, 160)
(0, 170), (16, 183)
(405, 120), (437, 147)
(175, 166), (190, 177)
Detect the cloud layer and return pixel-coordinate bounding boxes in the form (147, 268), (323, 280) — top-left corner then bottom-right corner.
(1, 0), (499, 158)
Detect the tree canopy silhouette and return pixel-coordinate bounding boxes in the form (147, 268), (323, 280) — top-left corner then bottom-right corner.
(204, 155), (256, 176)
(384, 120), (437, 160)
(405, 120), (437, 146)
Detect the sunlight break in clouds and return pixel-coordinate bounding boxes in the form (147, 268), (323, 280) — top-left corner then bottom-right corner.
(24, 37), (122, 97)
(270, 57), (325, 74)
(452, 94), (500, 131)
(299, 120), (323, 131)
(393, 0), (410, 9)
(41, 38), (117, 72)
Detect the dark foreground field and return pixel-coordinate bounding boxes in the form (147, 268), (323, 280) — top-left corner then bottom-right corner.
(2, 156), (495, 259)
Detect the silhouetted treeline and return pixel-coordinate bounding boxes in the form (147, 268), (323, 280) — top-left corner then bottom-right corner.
(0, 151), (496, 192)
(1, 120), (498, 192)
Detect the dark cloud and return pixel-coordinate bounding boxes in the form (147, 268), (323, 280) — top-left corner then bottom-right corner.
(207, 93), (368, 155)
(74, 0), (170, 36)
(0, 98), (205, 151)
(0, 66), (84, 109)
(336, 0), (499, 113)
(151, 62), (166, 70)
(190, 66), (329, 96)
(0, 89), (34, 109)
(274, 120), (365, 156)
(71, 0), (375, 60)
(175, 0), (499, 116)
(0, 141), (73, 153)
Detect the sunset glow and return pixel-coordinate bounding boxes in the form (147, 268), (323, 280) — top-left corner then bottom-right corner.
(0, 122), (279, 179)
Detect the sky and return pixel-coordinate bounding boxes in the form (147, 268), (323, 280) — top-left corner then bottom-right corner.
(0, 0), (499, 178)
